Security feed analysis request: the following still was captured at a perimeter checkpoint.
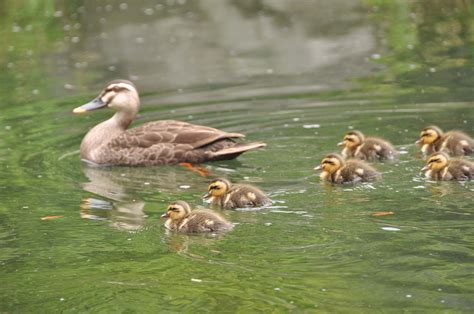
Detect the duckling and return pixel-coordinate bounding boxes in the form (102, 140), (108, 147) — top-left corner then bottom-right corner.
(314, 153), (381, 183)
(203, 178), (272, 209)
(73, 80), (265, 166)
(416, 126), (473, 156)
(421, 152), (474, 181)
(160, 201), (233, 233)
(338, 130), (398, 161)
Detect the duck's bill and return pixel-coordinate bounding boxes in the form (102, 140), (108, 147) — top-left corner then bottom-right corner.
(415, 139), (422, 145)
(202, 192), (211, 200)
(337, 141), (345, 147)
(420, 165), (429, 172)
(160, 213), (170, 219)
(73, 97), (106, 114)
(314, 165), (322, 171)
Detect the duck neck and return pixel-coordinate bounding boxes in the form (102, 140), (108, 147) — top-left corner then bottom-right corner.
(80, 109), (137, 161)
(111, 109), (136, 129)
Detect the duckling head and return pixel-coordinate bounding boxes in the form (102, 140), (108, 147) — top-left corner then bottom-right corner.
(416, 126), (443, 145)
(314, 153), (344, 174)
(338, 130), (364, 149)
(73, 80), (140, 114)
(203, 178), (231, 199)
(161, 201), (192, 221)
(421, 152), (449, 172)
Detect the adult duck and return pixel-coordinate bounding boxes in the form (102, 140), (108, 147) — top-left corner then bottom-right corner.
(73, 80), (265, 166)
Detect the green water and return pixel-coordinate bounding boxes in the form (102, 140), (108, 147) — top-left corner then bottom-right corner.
(1, 1), (473, 312)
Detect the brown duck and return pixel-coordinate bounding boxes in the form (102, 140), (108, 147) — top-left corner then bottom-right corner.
(416, 126), (473, 156)
(314, 153), (381, 183)
(73, 80), (266, 166)
(160, 201), (234, 233)
(203, 178), (272, 209)
(421, 152), (474, 181)
(338, 130), (398, 161)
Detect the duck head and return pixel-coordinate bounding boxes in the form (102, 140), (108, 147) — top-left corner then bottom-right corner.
(421, 152), (449, 172)
(416, 126), (442, 145)
(314, 153), (344, 174)
(161, 201), (192, 221)
(203, 178), (231, 199)
(73, 79), (140, 114)
(338, 130), (364, 149)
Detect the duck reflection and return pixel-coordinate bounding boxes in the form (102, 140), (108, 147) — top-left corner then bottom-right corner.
(78, 163), (222, 231)
(80, 165), (147, 231)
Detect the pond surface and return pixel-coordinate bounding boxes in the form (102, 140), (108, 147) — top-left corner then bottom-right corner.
(1, 0), (473, 312)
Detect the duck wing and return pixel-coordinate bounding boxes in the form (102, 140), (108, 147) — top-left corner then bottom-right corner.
(96, 120), (264, 165)
(109, 120), (245, 149)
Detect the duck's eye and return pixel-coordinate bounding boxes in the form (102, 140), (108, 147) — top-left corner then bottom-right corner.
(323, 160), (335, 165)
(429, 158), (440, 163)
(210, 185), (220, 190)
(345, 138), (354, 142)
(168, 207), (179, 212)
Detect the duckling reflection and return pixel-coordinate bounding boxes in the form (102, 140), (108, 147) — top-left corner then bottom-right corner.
(424, 181), (472, 197)
(80, 166), (146, 231)
(162, 230), (230, 257)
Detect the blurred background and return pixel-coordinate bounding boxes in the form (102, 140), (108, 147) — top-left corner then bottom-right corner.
(1, 0), (473, 104)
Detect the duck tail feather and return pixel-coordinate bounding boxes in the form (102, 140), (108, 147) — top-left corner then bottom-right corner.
(211, 142), (266, 159)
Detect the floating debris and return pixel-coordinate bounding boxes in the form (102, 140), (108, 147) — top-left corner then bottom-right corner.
(382, 227), (400, 231)
(41, 216), (64, 221)
(371, 212), (394, 217)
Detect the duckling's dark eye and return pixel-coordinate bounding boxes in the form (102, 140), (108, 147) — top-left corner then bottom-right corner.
(169, 207), (179, 212)
(430, 158), (440, 163)
(323, 160), (335, 165)
(210, 185), (220, 190)
(345, 138), (354, 142)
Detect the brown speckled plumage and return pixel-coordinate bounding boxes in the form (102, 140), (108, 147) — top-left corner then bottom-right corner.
(422, 152), (474, 181)
(75, 80), (265, 166)
(162, 201), (233, 233)
(204, 178), (272, 209)
(315, 153), (381, 184)
(416, 126), (473, 156)
(339, 130), (397, 161)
